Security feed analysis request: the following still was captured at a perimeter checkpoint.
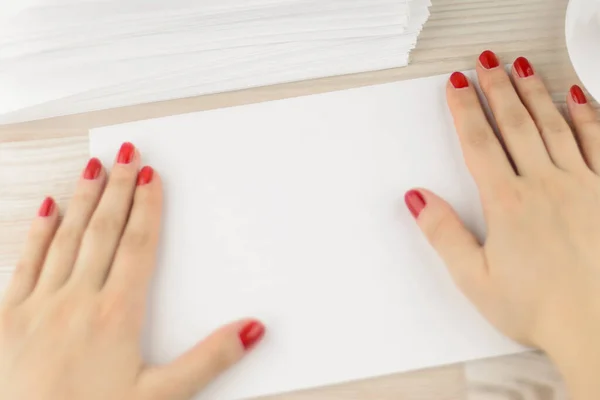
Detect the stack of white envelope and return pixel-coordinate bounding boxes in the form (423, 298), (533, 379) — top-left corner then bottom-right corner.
(0, 0), (432, 124)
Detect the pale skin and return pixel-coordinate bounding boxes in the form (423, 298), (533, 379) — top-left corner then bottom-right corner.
(0, 50), (599, 399)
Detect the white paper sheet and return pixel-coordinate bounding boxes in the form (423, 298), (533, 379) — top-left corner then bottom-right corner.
(89, 71), (525, 400)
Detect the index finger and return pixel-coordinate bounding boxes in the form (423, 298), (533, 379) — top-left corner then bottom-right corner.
(446, 71), (516, 196)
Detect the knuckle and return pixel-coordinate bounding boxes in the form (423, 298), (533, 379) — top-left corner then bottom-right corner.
(463, 126), (494, 148)
(0, 309), (28, 342)
(538, 117), (570, 138)
(538, 172), (570, 199)
(0, 309), (17, 333)
(540, 124), (568, 138)
(120, 227), (152, 250)
(45, 297), (86, 328)
(427, 211), (457, 248)
(501, 109), (532, 132)
(109, 172), (136, 192)
(52, 224), (82, 249)
(28, 221), (51, 243)
(452, 94), (497, 150)
(482, 72), (510, 93)
(206, 344), (238, 372)
(72, 187), (100, 206)
(520, 82), (547, 99)
(95, 292), (137, 331)
(10, 260), (33, 282)
(578, 110), (600, 125)
(132, 191), (162, 219)
(489, 183), (527, 213)
(87, 215), (124, 237)
(579, 122), (600, 142)
(455, 91), (481, 110)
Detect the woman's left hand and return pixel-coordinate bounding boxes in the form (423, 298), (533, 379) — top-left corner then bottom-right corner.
(0, 143), (265, 400)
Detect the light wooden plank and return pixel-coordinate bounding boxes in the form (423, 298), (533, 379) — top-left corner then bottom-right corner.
(465, 352), (568, 400)
(258, 365), (465, 400)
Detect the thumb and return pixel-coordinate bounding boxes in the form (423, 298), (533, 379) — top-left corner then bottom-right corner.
(138, 319), (266, 400)
(405, 188), (488, 298)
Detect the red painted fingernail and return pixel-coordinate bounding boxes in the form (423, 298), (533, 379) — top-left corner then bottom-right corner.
(570, 85), (587, 105)
(514, 57), (534, 78)
(117, 142), (135, 164)
(137, 166), (154, 186)
(83, 158), (102, 180)
(450, 72), (469, 89)
(479, 50), (500, 70)
(38, 197), (55, 217)
(239, 320), (266, 350)
(405, 190), (426, 219)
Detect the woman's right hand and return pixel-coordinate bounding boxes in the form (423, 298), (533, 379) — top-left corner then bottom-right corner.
(406, 51), (600, 399)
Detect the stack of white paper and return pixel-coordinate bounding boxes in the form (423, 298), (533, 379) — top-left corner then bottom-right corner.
(0, 0), (432, 124)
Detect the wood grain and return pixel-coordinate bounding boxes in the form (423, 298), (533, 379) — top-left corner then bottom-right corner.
(0, 0), (588, 398)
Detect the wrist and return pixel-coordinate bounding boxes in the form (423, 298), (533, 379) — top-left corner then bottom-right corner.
(535, 304), (600, 399)
(545, 340), (600, 400)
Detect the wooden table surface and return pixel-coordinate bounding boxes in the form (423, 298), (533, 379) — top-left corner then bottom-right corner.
(0, 0), (588, 398)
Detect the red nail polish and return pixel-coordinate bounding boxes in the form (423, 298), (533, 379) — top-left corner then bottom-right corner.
(479, 50), (500, 70)
(570, 85), (587, 105)
(137, 166), (154, 186)
(83, 158), (102, 180)
(239, 321), (265, 350)
(117, 142), (135, 164)
(450, 72), (469, 89)
(38, 197), (55, 217)
(514, 57), (534, 78)
(405, 190), (426, 219)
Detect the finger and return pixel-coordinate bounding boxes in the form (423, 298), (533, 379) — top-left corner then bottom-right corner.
(446, 71), (516, 198)
(103, 167), (162, 302)
(70, 143), (140, 290)
(2, 197), (59, 306)
(476, 51), (553, 175)
(35, 158), (106, 294)
(138, 320), (266, 400)
(567, 85), (600, 174)
(405, 189), (488, 301)
(510, 57), (586, 172)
